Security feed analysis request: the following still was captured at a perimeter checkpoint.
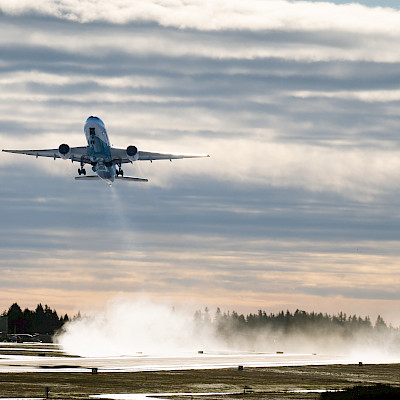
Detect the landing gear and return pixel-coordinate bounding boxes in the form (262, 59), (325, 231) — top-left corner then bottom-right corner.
(116, 168), (124, 177)
(78, 159), (86, 176)
(116, 162), (124, 177)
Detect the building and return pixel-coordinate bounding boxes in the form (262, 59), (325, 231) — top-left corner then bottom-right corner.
(0, 316), (8, 338)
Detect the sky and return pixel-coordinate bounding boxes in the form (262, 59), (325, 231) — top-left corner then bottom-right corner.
(1, 0), (400, 325)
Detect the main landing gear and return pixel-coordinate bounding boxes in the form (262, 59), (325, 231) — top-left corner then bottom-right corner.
(78, 160), (86, 175)
(115, 162), (124, 177)
(116, 167), (124, 177)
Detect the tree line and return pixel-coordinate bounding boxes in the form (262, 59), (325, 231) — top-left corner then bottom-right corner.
(1, 302), (395, 338)
(195, 307), (394, 339)
(1, 303), (70, 335)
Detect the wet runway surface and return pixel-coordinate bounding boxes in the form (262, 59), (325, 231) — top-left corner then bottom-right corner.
(1, 345), (400, 400)
(0, 342), (354, 373)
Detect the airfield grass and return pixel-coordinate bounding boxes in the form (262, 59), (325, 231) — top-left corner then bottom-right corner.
(0, 364), (400, 400)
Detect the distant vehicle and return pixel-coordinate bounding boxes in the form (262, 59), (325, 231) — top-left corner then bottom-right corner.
(3, 116), (209, 185)
(6, 334), (41, 343)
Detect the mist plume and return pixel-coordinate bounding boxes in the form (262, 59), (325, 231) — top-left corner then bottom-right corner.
(57, 296), (400, 364)
(57, 297), (224, 357)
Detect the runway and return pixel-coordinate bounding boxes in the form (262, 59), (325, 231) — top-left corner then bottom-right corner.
(0, 342), (357, 373)
(2, 344), (400, 400)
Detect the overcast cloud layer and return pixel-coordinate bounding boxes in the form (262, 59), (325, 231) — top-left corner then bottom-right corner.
(1, 0), (400, 325)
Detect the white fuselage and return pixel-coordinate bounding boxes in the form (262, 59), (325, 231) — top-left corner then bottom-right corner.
(84, 116), (116, 184)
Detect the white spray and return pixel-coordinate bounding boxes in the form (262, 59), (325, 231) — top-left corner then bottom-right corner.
(57, 296), (224, 357)
(56, 296), (400, 364)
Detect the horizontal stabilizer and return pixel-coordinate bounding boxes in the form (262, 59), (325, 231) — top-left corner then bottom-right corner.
(116, 176), (148, 182)
(74, 175), (148, 182)
(74, 175), (100, 180)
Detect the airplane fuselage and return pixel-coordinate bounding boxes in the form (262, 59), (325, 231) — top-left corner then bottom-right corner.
(84, 116), (116, 184)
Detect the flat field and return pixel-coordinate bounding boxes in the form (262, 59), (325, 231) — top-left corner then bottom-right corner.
(0, 363), (400, 400)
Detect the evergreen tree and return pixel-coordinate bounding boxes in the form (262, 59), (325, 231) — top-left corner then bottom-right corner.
(7, 303), (23, 334)
(34, 304), (46, 333)
(375, 315), (387, 331)
(21, 308), (34, 333)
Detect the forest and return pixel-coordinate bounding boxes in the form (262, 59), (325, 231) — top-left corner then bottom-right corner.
(1, 303), (70, 335)
(197, 307), (391, 335)
(194, 307), (398, 351)
(1, 302), (396, 340)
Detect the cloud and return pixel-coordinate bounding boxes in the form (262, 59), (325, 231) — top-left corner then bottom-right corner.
(4, 133), (400, 200)
(2, 0), (400, 325)
(2, 2), (400, 66)
(1, 0), (400, 35)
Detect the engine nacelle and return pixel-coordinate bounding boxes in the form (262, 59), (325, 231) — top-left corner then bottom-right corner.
(126, 145), (139, 162)
(58, 143), (71, 160)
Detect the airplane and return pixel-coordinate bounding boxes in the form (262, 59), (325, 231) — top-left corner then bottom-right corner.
(2, 116), (209, 185)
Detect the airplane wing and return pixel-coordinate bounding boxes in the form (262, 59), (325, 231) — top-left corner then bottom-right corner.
(110, 147), (210, 164)
(3, 146), (209, 164)
(2, 147), (89, 163)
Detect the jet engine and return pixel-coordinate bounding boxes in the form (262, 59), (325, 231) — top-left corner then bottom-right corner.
(58, 144), (71, 160)
(126, 145), (139, 162)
